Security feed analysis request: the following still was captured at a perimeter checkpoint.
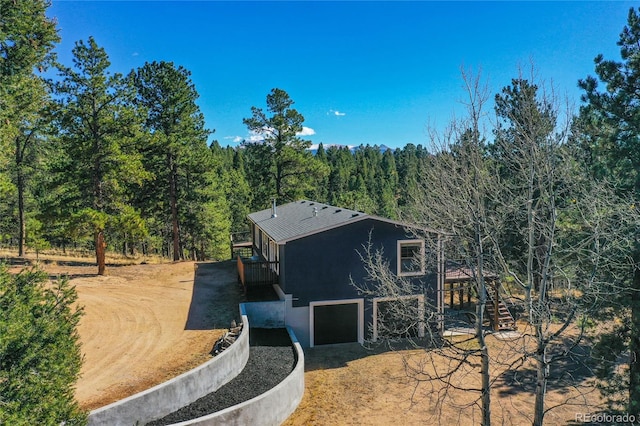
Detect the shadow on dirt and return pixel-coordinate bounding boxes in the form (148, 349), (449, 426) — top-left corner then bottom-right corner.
(2, 255), (137, 268)
(184, 261), (243, 331)
(2, 255), (137, 280)
(302, 338), (427, 372)
(495, 339), (594, 397)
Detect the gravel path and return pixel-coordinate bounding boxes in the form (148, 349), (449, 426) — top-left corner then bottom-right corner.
(146, 329), (295, 425)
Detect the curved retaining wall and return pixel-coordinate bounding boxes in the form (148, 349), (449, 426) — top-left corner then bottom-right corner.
(173, 326), (305, 426)
(88, 307), (250, 426)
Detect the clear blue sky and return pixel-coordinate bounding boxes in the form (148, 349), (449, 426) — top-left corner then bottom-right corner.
(48, 1), (634, 149)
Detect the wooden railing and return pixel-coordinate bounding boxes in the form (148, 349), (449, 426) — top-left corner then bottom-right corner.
(230, 231), (251, 245)
(230, 231), (253, 259)
(237, 256), (279, 292)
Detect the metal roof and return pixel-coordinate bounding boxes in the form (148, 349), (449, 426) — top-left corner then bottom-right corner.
(445, 265), (500, 282)
(248, 200), (375, 244)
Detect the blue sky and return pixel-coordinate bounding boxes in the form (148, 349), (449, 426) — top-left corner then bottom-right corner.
(48, 1), (635, 149)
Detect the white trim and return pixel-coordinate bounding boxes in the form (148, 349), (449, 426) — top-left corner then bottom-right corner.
(397, 239), (425, 276)
(273, 284), (286, 301)
(372, 295), (425, 342)
(437, 235), (444, 332)
(309, 299), (364, 348)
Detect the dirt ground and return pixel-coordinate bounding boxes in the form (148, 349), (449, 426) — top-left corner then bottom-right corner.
(73, 262), (230, 410)
(5, 252), (605, 423)
(284, 331), (604, 426)
(5, 253), (239, 411)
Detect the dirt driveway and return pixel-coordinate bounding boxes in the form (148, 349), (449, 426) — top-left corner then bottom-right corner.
(44, 260), (241, 411)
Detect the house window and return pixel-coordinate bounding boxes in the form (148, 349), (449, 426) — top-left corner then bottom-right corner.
(261, 230), (268, 257)
(253, 224), (260, 251)
(397, 240), (425, 276)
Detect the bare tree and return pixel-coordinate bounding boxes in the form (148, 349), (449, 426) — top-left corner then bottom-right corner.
(355, 68), (497, 425)
(491, 71), (640, 424)
(354, 68), (638, 425)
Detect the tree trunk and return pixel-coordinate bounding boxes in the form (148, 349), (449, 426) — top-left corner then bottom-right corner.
(533, 336), (548, 426)
(122, 233), (129, 257)
(476, 281), (491, 426)
(168, 153), (180, 261)
(629, 265), (640, 413)
(15, 136), (26, 257)
(17, 168), (26, 257)
(475, 222), (491, 426)
(481, 343), (491, 426)
(95, 230), (107, 275)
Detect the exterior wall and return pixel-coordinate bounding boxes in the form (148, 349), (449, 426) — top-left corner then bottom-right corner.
(280, 218), (437, 343)
(285, 295), (311, 347)
(282, 218), (434, 305)
(241, 300), (285, 328)
(278, 244), (287, 289)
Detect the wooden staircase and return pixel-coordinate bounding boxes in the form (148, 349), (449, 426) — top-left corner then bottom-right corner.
(485, 285), (517, 331)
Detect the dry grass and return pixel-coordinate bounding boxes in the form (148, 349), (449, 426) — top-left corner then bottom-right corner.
(0, 247), (167, 268)
(3, 252), (604, 423)
(285, 325), (604, 426)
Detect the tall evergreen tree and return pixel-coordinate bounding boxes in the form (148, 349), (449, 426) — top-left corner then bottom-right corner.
(211, 143), (251, 233)
(133, 61), (211, 261)
(326, 145), (356, 206)
(242, 88), (328, 208)
(311, 142), (330, 203)
(578, 7), (640, 413)
(52, 37), (148, 274)
(0, 0), (59, 256)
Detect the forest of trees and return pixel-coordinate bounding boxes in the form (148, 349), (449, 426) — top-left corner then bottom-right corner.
(4, 1), (640, 424)
(0, 22), (432, 270)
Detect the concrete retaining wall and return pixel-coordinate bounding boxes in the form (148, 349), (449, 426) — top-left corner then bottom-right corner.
(87, 307), (250, 426)
(174, 326), (305, 426)
(241, 300), (285, 328)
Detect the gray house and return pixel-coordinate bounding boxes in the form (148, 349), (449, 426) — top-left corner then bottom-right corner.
(236, 200), (445, 347)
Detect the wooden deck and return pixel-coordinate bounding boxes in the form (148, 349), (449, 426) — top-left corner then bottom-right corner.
(236, 255), (279, 293)
(230, 231), (253, 259)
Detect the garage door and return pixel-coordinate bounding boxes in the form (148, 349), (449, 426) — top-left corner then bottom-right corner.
(313, 303), (359, 346)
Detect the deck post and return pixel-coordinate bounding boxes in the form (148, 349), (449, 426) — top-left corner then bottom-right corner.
(493, 280), (499, 331)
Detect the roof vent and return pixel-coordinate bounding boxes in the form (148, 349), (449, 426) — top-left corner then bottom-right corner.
(352, 213), (359, 217)
(313, 207), (318, 217)
(335, 209), (342, 213)
(271, 199), (277, 218)
(322, 206), (328, 209)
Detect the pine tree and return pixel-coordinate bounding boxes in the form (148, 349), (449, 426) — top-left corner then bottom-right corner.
(578, 7), (640, 413)
(0, 0), (59, 256)
(51, 37), (148, 274)
(243, 88), (328, 208)
(133, 61), (211, 261)
(0, 266), (85, 425)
